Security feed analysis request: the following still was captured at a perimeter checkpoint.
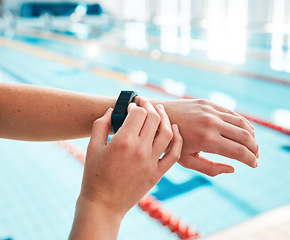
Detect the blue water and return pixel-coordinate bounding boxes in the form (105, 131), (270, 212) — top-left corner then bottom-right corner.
(5, 32), (290, 120)
(0, 22), (290, 240)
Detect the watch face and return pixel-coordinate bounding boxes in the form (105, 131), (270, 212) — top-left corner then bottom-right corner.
(113, 91), (137, 114)
(112, 91), (138, 133)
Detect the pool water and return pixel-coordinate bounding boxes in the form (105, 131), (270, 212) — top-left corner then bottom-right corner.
(0, 20), (290, 240)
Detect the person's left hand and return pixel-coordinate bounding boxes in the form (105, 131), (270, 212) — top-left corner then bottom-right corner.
(147, 98), (259, 177)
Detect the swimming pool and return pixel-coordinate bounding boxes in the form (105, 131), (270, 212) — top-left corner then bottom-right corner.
(0, 19), (290, 240)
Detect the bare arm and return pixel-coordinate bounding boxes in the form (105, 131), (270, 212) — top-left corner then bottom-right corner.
(0, 83), (259, 176)
(0, 82), (116, 141)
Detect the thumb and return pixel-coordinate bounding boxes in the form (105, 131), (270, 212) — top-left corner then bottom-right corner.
(88, 108), (113, 151)
(178, 153), (235, 177)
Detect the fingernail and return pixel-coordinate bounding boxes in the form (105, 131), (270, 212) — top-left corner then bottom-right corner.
(133, 96), (140, 104)
(173, 124), (180, 133)
(129, 102), (137, 106)
(105, 108), (113, 115)
(224, 168), (235, 174)
(157, 104), (165, 111)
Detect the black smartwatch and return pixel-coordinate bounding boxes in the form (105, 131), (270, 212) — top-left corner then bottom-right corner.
(112, 91), (138, 133)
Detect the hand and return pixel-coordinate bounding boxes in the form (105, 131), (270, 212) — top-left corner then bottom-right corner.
(80, 97), (183, 218)
(155, 98), (259, 177)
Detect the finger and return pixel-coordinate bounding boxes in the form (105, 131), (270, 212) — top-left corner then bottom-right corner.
(153, 104), (173, 154)
(118, 102), (147, 136)
(232, 112), (254, 131)
(158, 124), (183, 175)
(138, 97), (161, 142)
(240, 115), (254, 131)
(178, 153), (235, 177)
(205, 100), (255, 130)
(219, 112), (255, 138)
(219, 121), (259, 156)
(88, 108), (113, 151)
(207, 136), (258, 168)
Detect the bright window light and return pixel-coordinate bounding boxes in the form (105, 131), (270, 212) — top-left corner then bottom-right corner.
(269, 0), (290, 72)
(125, 22), (148, 50)
(207, 0), (248, 64)
(272, 109), (290, 129)
(209, 92), (237, 111)
(87, 44), (100, 58)
(161, 78), (186, 97)
(128, 71), (148, 85)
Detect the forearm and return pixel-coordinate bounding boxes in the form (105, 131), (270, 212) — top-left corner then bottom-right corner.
(0, 83), (116, 141)
(69, 197), (122, 240)
(0, 84), (169, 141)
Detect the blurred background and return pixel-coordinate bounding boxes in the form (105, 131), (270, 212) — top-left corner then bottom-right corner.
(0, 0), (290, 240)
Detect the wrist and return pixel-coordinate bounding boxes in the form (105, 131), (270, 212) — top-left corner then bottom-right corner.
(77, 194), (124, 221)
(134, 96), (165, 107)
(135, 97), (172, 120)
(69, 195), (123, 240)
(104, 96), (118, 110)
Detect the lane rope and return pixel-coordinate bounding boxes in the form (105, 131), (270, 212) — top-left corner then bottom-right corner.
(242, 114), (290, 136)
(57, 141), (200, 240)
(138, 195), (200, 240)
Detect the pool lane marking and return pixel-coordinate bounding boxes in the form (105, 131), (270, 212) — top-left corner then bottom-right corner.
(1, 36), (290, 136)
(17, 28), (290, 87)
(0, 37), (131, 83)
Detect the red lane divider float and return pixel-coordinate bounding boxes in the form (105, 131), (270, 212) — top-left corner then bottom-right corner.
(139, 195), (200, 240)
(57, 141), (200, 240)
(242, 114), (290, 136)
(144, 83), (290, 136)
(58, 141), (86, 164)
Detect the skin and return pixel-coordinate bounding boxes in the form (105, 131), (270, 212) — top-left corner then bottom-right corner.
(155, 99), (259, 176)
(69, 98), (183, 240)
(0, 82), (259, 176)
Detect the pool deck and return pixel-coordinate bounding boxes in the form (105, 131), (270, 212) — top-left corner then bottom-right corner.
(202, 204), (290, 240)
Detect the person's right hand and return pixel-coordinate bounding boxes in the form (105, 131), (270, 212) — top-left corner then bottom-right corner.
(79, 97), (183, 218)
(69, 98), (182, 240)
